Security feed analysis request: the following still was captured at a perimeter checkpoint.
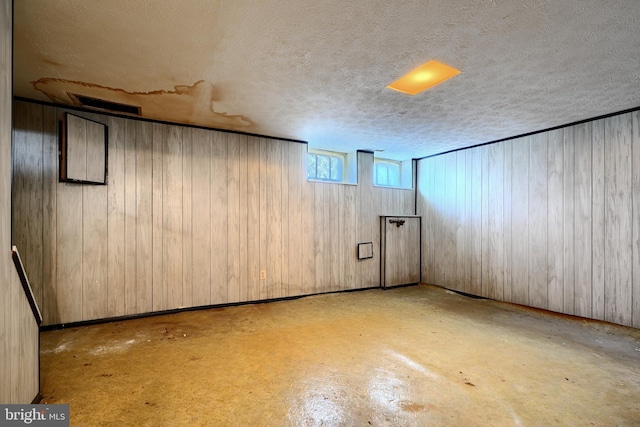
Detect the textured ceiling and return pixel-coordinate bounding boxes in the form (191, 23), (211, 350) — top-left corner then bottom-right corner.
(13, 0), (640, 160)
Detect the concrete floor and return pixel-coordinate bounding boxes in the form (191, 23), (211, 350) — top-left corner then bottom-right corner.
(39, 284), (640, 426)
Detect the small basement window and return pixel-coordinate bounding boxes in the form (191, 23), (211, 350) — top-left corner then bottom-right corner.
(307, 150), (345, 183)
(373, 155), (413, 189)
(374, 158), (401, 187)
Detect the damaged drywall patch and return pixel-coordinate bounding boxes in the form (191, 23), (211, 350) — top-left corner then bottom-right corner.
(32, 78), (254, 130)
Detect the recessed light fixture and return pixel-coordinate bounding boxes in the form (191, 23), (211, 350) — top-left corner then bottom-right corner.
(387, 60), (460, 95)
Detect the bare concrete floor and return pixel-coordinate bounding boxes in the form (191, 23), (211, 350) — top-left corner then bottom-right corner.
(39, 284), (640, 426)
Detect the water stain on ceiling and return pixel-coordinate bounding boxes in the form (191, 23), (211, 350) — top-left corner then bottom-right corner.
(32, 78), (254, 131)
(13, 0), (640, 159)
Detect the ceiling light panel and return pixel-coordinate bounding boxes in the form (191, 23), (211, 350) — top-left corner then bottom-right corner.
(387, 60), (460, 95)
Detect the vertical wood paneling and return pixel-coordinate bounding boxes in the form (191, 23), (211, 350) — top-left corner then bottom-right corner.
(469, 148), (482, 295)
(2, 3), (39, 404)
(574, 122), (593, 318)
(369, 157), (386, 287)
(383, 217), (420, 286)
(618, 115), (633, 326)
(211, 132), (228, 304)
(57, 181), (83, 322)
(455, 151), (468, 292)
(314, 183), (326, 293)
(463, 148), (478, 294)
(416, 109), (640, 329)
(280, 141), (290, 297)
(12, 102), (43, 309)
(357, 151), (376, 289)
(343, 184), (357, 289)
(164, 126), (183, 309)
(592, 119), (606, 320)
(425, 156), (438, 285)
(528, 133), (547, 309)
(301, 182), (315, 294)
(502, 140), (513, 302)
(124, 120), (137, 314)
(136, 121), (153, 313)
(182, 128), (193, 307)
(605, 114), (633, 325)
(151, 123), (164, 312)
(266, 140), (283, 298)
(444, 152), (457, 290)
(12, 98), (640, 331)
(418, 158), (433, 284)
(301, 152), (315, 294)
(288, 143), (304, 295)
(385, 189), (394, 216)
(328, 184), (340, 290)
(480, 146), (490, 297)
(191, 129), (212, 306)
(604, 120), (617, 322)
(338, 185), (358, 289)
(511, 137), (529, 305)
(42, 106), (59, 324)
(16, 276), (39, 402)
(0, 2), (10, 401)
(462, 151), (472, 294)
(12, 102), (412, 327)
(82, 182), (108, 320)
(563, 127), (576, 315)
(246, 136), (261, 301)
(417, 158), (428, 284)
(547, 129), (564, 313)
(13, 274), (40, 404)
(107, 117), (126, 317)
(371, 185), (385, 287)
(238, 135), (249, 302)
(408, 164), (417, 213)
(6, 271), (39, 403)
(488, 142), (504, 300)
(632, 111), (640, 328)
(227, 134), (241, 303)
(259, 139), (268, 299)
(433, 154), (446, 287)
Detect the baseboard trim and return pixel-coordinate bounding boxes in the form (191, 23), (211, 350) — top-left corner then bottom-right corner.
(40, 286), (382, 331)
(448, 289), (489, 300)
(382, 282), (420, 290)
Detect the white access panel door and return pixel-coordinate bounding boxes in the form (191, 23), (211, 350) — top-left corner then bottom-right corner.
(380, 216), (421, 288)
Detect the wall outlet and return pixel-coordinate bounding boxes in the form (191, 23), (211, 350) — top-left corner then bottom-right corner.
(260, 270), (266, 280)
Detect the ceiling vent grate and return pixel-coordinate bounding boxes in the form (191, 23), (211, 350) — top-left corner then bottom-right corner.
(69, 93), (141, 115)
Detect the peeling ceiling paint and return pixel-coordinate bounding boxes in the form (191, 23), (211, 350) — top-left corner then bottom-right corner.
(13, 0), (640, 159)
(33, 78), (254, 130)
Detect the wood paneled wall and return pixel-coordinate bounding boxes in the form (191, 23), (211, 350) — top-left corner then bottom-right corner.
(1, 2), (40, 404)
(12, 101), (415, 326)
(417, 110), (640, 328)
